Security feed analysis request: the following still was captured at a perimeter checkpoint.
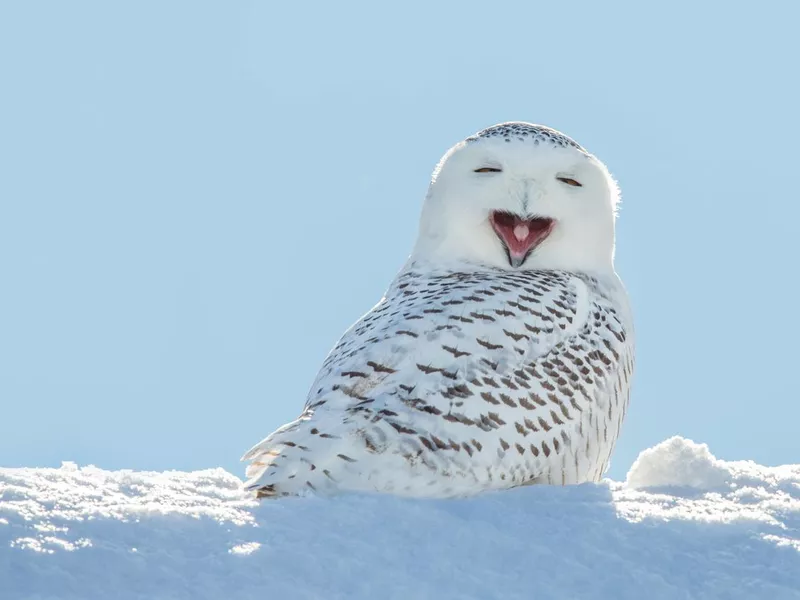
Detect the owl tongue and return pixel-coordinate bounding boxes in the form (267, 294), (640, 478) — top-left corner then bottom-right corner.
(490, 211), (554, 264)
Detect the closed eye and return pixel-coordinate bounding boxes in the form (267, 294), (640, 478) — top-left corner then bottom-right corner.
(474, 167), (502, 173)
(556, 176), (582, 187)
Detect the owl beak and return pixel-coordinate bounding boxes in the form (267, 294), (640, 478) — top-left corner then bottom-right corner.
(490, 212), (554, 267)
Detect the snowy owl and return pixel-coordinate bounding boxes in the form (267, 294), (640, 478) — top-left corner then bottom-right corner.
(243, 122), (634, 499)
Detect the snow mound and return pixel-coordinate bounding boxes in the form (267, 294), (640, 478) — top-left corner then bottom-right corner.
(626, 435), (731, 490)
(1, 437), (799, 600)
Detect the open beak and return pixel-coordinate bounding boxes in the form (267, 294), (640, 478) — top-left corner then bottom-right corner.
(490, 211), (555, 267)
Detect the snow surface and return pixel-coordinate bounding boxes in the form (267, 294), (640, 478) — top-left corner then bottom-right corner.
(1, 437), (798, 600)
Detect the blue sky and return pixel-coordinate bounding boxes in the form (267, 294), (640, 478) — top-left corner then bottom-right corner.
(1, 2), (797, 481)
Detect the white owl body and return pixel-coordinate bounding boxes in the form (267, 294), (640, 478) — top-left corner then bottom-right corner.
(243, 121), (635, 498)
(243, 264), (633, 498)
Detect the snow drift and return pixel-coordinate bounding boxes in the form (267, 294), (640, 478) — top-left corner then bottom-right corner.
(1, 436), (798, 600)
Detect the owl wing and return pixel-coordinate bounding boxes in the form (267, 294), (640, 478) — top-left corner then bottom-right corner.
(243, 271), (632, 495)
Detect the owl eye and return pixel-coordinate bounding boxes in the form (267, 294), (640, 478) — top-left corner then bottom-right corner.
(557, 176), (582, 187)
(474, 167), (502, 173)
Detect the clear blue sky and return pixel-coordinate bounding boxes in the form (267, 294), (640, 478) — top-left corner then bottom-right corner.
(1, 2), (797, 481)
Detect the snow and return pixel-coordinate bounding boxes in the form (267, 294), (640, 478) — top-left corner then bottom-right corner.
(1, 437), (798, 600)
(626, 436), (732, 490)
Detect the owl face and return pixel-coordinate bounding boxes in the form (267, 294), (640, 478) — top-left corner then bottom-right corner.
(412, 123), (620, 274)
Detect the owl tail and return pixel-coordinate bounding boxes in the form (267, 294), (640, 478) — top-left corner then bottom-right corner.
(241, 416), (355, 499)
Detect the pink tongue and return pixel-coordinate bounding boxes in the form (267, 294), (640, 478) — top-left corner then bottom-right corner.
(513, 223), (530, 242)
